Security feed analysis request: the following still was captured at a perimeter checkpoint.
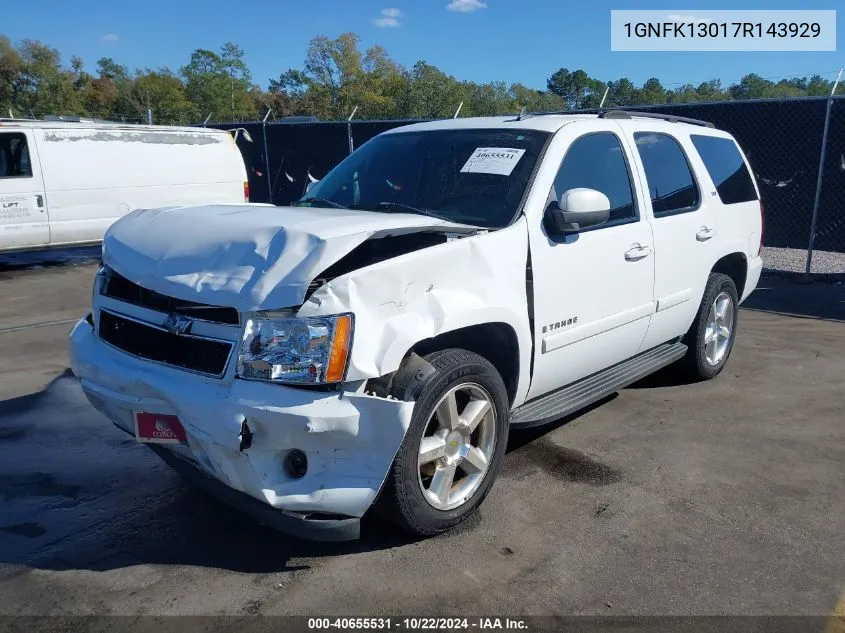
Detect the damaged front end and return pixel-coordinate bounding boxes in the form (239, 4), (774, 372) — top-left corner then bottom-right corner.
(69, 204), (505, 540)
(70, 310), (417, 541)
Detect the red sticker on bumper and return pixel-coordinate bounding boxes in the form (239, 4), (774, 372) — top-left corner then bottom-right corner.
(134, 412), (188, 444)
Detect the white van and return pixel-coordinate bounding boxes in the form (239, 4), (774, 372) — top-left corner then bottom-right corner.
(0, 120), (249, 252)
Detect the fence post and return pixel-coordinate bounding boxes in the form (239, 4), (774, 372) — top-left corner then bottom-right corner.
(146, 108), (152, 126)
(347, 105), (359, 154)
(805, 68), (842, 277)
(262, 108), (273, 204)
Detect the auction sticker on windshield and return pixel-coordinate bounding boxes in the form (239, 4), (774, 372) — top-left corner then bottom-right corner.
(460, 147), (526, 176)
(134, 412), (188, 445)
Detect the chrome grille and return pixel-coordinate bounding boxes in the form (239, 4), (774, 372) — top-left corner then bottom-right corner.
(98, 310), (233, 377)
(102, 271), (240, 325)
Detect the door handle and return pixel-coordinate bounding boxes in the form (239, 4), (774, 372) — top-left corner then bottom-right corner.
(624, 244), (651, 261)
(35, 195), (44, 208)
(696, 226), (715, 241)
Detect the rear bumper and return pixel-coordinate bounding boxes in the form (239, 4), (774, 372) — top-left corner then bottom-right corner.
(68, 317), (415, 541)
(741, 255), (764, 304)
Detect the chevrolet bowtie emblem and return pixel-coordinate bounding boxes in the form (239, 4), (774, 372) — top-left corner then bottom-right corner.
(448, 440), (459, 448)
(163, 314), (193, 336)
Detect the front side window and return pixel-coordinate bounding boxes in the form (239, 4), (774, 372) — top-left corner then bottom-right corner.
(0, 133), (33, 179)
(297, 129), (550, 229)
(634, 132), (699, 216)
(690, 134), (758, 205)
(549, 132), (637, 224)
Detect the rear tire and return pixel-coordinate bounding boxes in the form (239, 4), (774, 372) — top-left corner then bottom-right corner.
(378, 349), (509, 537)
(681, 272), (739, 380)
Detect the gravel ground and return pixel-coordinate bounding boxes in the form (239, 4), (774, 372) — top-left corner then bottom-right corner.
(762, 246), (845, 275)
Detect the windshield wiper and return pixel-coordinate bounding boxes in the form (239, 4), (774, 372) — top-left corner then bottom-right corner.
(292, 197), (348, 209)
(376, 202), (444, 220)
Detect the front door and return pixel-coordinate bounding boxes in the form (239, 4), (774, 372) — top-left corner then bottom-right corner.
(527, 124), (655, 400)
(0, 130), (49, 249)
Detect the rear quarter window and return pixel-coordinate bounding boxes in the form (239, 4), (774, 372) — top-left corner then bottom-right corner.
(690, 135), (758, 205)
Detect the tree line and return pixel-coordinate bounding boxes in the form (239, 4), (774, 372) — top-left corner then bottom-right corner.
(1, 32), (840, 125)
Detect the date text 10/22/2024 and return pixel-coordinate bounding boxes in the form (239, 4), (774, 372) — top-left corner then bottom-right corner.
(307, 618), (529, 631)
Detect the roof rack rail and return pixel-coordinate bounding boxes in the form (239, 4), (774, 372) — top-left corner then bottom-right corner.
(598, 110), (715, 128)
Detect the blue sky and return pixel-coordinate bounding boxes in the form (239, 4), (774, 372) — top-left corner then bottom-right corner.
(3, 0), (842, 91)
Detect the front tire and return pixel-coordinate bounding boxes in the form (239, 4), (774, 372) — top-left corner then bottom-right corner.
(681, 272), (739, 380)
(378, 349), (509, 537)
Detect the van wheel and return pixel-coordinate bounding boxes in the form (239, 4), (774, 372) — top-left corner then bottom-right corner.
(681, 273), (739, 380)
(378, 349), (509, 537)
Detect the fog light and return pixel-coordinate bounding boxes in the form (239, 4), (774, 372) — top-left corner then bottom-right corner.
(284, 449), (308, 479)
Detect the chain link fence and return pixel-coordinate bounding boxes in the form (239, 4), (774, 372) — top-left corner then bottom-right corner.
(212, 119), (423, 205)
(815, 98), (845, 256)
(212, 96), (845, 275)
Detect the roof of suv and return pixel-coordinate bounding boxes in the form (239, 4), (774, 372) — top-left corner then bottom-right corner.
(383, 112), (719, 135)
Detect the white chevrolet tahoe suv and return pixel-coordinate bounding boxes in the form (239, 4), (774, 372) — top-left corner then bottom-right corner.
(69, 111), (764, 541)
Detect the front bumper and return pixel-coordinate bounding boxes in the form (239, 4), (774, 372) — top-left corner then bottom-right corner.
(69, 317), (415, 541)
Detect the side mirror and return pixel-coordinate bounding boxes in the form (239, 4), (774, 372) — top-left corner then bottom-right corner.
(547, 188), (611, 234)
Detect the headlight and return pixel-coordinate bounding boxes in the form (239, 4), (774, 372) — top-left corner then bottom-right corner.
(237, 313), (353, 385)
(92, 264), (112, 325)
(94, 263), (111, 296)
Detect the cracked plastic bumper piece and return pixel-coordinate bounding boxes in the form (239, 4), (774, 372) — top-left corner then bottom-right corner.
(68, 318), (415, 541)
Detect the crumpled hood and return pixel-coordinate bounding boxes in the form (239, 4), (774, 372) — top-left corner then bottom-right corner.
(102, 203), (474, 312)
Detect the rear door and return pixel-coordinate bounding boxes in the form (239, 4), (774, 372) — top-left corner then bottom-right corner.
(622, 126), (718, 351)
(689, 133), (762, 301)
(0, 129), (49, 249)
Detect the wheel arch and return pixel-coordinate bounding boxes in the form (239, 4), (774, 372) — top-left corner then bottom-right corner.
(366, 322), (522, 407)
(410, 322), (521, 406)
(711, 252), (748, 299)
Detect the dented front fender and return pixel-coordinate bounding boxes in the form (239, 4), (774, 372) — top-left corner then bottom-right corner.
(298, 217), (532, 405)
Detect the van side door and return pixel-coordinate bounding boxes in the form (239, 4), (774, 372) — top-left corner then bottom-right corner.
(0, 130), (49, 250)
(526, 122), (656, 400)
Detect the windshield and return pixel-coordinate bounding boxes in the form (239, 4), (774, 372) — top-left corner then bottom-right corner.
(297, 128), (550, 229)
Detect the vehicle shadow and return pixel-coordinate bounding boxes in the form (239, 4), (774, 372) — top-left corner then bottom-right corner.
(0, 368), (661, 575)
(0, 372), (427, 576)
(0, 246), (100, 273)
(626, 364), (698, 389)
(632, 276), (845, 389)
(505, 395), (617, 452)
(742, 276), (845, 322)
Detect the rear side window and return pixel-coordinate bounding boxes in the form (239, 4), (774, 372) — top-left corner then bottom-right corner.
(690, 135), (758, 205)
(0, 133), (33, 178)
(634, 132), (699, 216)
